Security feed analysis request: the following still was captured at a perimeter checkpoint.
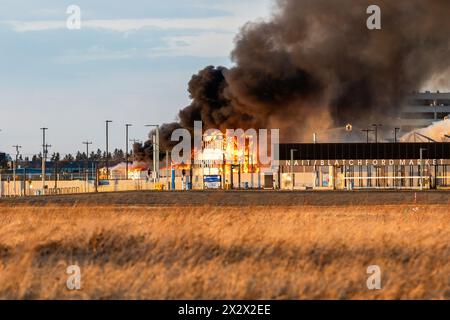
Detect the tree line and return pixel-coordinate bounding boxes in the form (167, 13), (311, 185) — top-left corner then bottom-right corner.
(1, 148), (132, 169)
(43, 148), (129, 162)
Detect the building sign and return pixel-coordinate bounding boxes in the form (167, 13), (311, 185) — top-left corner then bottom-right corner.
(204, 175), (222, 189)
(285, 159), (450, 167)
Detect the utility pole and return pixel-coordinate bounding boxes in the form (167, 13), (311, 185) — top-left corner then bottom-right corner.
(83, 141), (92, 189)
(362, 129), (374, 143)
(394, 128), (400, 143)
(125, 124), (132, 180)
(83, 141), (92, 163)
(12, 145), (22, 196)
(152, 134), (157, 185)
(44, 144), (51, 190)
(40, 127), (48, 191)
(54, 155), (58, 190)
(105, 120), (113, 179)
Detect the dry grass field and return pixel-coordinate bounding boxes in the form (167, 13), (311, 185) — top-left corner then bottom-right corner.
(0, 202), (449, 300)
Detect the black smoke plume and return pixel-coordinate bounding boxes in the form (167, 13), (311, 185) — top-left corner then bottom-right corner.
(137, 0), (450, 160)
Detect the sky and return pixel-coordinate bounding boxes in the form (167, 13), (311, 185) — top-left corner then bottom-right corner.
(0, 0), (273, 157)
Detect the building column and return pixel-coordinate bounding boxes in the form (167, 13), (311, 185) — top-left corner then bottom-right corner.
(329, 166), (335, 190)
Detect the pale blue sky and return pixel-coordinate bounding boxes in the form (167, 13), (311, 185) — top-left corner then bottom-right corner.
(0, 0), (272, 156)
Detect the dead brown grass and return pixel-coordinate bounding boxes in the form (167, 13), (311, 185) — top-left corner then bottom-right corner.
(0, 204), (448, 299)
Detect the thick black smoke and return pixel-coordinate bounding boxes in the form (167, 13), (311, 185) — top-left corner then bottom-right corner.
(137, 0), (450, 160)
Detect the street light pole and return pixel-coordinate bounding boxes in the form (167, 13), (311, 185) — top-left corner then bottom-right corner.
(145, 124), (160, 184)
(105, 120), (113, 179)
(125, 124), (132, 180)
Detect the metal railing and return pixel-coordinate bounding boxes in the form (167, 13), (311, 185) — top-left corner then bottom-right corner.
(29, 187), (81, 196)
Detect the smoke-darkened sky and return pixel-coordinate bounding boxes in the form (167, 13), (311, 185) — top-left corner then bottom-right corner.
(145, 0), (450, 155)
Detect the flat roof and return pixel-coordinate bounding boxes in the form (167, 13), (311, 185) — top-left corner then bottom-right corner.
(278, 143), (450, 160)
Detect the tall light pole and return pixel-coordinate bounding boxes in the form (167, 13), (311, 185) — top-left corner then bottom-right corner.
(105, 120), (113, 179)
(290, 149), (298, 190)
(372, 124), (382, 143)
(12, 145), (22, 196)
(145, 124), (160, 183)
(394, 128), (400, 143)
(40, 127), (48, 189)
(125, 124), (132, 180)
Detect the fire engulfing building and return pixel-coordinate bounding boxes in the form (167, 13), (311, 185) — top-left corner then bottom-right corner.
(186, 132), (450, 190)
(95, 131), (450, 191)
(190, 133), (261, 190)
